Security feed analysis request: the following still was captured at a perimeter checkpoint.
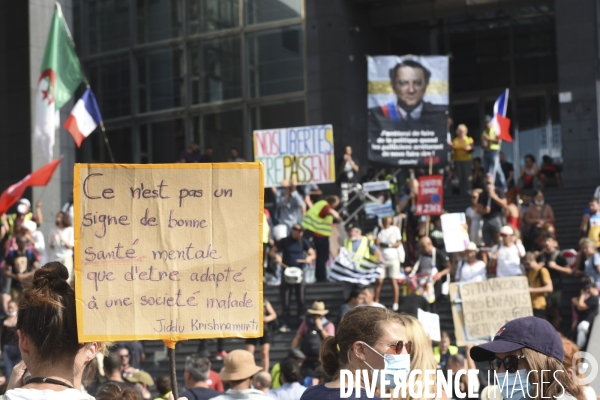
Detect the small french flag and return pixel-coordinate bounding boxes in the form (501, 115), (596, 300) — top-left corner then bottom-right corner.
(64, 87), (103, 148)
(491, 89), (512, 142)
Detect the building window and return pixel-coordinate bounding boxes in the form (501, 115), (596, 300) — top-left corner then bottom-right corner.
(137, 48), (184, 112)
(194, 110), (244, 161)
(190, 35), (242, 104)
(250, 100), (305, 130)
(188, 0), (239, 34)
(79, 127), (132, 163)
(87, 57), (131, 119)
(246, 25), (304, 98)
(136, 0), (183, 44)
(84, 0), (130, 56)
(139, 119), (186, 163)
(245, 0), (302, 25)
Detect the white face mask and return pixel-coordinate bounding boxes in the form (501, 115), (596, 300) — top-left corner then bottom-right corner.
(499, 369), (533, 400)
(17, 204), (28, 214)
(7, 311), (17, 317)
(362, 342), (410, 388)
(535, 199), (544, 206)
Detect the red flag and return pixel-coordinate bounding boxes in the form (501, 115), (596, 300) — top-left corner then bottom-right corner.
(0, 157), (62, 215)
(496, 114), (512, 142)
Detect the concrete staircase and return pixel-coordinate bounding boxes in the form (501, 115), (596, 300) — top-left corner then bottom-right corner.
(136, 281), (454, 393)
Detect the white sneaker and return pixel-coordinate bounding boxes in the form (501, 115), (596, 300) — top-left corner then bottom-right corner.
(392, 303), (399, 311)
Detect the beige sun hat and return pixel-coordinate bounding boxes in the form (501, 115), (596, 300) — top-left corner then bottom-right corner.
(307, 301), (329, 316)
(219, 350), (262, 381)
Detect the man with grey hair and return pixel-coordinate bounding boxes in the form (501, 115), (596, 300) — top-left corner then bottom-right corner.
(179, 354), (221, 400)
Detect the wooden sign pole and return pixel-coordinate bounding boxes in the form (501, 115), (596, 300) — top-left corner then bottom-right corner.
(165, 341), (179, 399)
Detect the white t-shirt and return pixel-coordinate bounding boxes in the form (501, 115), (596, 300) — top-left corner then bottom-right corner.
(49, 226), (74, 261)
(455, 259), (487, 283)
(3, 388), (94, 399)
(377, 225), (402, 260)
(493, 243), (526, 277)
(465, 206), (483, 245)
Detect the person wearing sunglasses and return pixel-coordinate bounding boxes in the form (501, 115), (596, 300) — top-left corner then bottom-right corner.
(300, 306), (408, 400)
(489, 225), (525, 278)
(470, 316), (581, 400)
(397, 313), (445, 400)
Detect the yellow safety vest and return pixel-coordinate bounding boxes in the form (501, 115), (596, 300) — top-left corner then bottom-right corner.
(385, 174), (398, 195)
(433, 345), (459, 364)
(262, 214), (270, 244)
(482, 128), (500, 151)
(343, 237), (379, 270)
(7, 212), (33, 239)
(302, 200), (333, 236)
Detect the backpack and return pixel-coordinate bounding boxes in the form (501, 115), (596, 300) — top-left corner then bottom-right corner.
(300, 321), (331, 357)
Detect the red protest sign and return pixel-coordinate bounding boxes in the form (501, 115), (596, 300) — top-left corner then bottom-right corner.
(415, 175), (444, 216)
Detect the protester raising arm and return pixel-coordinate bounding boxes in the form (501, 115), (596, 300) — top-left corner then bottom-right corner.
(484, 183), (507, 214)
(34, 200), (43, 227)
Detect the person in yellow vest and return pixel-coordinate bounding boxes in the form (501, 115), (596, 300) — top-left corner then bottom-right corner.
(6, 198), (43, 242)
(343, 225), (385, 272)
(433, 331), (459, 372)
(481, 116), (506, 189)
(301, 196), (342, 282)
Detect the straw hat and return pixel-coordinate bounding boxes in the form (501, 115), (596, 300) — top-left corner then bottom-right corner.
(219, 350), (262, 381)
(307, 301), (329, 316)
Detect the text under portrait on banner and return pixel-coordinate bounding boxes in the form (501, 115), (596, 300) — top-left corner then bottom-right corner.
(253, 125), (335, 188)
(367, 56), (449, 167)
(74, 163), (264, 342)
(415, 175), (444, 216)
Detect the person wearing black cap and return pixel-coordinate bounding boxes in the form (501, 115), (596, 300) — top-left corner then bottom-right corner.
(470, 316), (581, 400)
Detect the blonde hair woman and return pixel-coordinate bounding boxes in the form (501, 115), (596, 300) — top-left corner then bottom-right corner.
(394, 314), (448, 400)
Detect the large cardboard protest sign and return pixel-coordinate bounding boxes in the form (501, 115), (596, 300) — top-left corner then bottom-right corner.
(74, 163), (264, 342)
(450, 277), (532, 345)
(367, 56), (448, 167)
(253, 125), (335, 187)
(415, 175), (443, 216)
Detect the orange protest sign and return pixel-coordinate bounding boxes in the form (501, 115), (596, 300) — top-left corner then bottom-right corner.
(73, 163), (264, 342)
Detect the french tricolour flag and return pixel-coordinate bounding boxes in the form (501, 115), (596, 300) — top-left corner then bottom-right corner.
(63, 87), (103, 147)
(491, 89), (512, 142)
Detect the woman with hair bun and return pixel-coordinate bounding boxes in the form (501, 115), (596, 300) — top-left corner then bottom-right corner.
(94, 381), (141, 400)
(3, 262), (107, 399)
(300, 306), (409, 400)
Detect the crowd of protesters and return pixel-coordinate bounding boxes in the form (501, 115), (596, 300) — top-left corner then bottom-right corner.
(0, 141), (596, 400)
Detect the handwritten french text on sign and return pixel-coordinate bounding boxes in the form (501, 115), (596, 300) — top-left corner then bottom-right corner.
(253, 125), (335, 188)
(74, 164), (264, 342)
(459, 276), (532, 340)
(415, 175), (443, 216)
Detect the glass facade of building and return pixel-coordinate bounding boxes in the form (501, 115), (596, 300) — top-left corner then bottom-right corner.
(384, 3), (560, 164)
(74, 0), (306, 163)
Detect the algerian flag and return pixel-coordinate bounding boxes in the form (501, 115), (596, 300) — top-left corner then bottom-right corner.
(34, 5), (84, 161)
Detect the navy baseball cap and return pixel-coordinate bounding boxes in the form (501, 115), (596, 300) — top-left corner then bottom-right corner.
(470, 316), (564, 362)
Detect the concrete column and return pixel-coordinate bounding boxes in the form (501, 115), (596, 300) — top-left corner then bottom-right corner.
(29, 0), (75, 251)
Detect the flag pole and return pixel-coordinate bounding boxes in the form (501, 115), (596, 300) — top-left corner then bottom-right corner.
(83, 82), (115, 164)
(99, 123), (116, 164)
